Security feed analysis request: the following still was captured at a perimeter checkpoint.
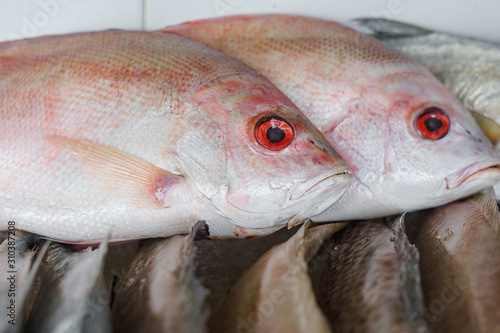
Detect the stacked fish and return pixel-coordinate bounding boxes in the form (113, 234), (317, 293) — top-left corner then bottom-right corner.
(1, 14), (499, 332)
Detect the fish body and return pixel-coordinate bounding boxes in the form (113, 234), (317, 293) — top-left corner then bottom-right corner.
(162, 15), (500, 221)
(194, 222), (299, 315)
(210, 222), (339, 333)
(112, 221), (209, 333)
(315, 219), (427, 332)
(24, 239), (112, 333)
(0, 31), (350, 242)
(0, 232), (48, 332)
(408, 189), (500, 332)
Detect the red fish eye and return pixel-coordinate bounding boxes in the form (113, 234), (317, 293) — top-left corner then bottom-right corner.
(414, 107), (450, 140)
(255, 116), (294, 151)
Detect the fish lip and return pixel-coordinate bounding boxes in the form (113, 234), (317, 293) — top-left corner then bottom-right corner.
(445, 157), (500, 189)
(289, 170), (351, 201)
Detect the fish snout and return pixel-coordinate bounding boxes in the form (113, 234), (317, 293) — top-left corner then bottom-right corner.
(445, 157), (500, 190)
(288, 169), (351, 202)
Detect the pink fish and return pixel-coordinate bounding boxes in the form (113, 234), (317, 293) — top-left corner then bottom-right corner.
(162, 15), (500, 221)
(0, 31), (350, 243)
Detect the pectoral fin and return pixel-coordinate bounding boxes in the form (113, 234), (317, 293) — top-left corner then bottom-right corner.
(470, 111), (500, 146)
(48, 136), (184, 209)
(469, 188), (500, 235)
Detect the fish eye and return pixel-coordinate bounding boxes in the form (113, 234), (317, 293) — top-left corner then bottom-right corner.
(414, 107), (450, 140)
(255, 116), (294, 151)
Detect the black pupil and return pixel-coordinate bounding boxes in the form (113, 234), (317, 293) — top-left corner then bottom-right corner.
(424, 117), (443, 132)
(266, 126), (286, 143)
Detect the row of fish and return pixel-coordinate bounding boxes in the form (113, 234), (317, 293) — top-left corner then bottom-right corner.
(2, 15), (500, 243)
(2, 188), (498, 332)
(2, 14), (500, 331)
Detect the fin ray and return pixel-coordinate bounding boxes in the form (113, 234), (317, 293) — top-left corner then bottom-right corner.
(48, 135), (183, 209)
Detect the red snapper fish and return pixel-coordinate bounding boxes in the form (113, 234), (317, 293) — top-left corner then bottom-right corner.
(162, 15), (500, 221)
(0, 31), (350, 243)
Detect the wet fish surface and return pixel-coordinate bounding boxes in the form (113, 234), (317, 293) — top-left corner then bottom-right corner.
(313, 218), (428, 333)
(194, 224), (299, 317)
(24, 239), (112, 333)
(0, 30), (350, 242)
(111, 221), (209, 333)
(210, 222), (345, 333)
(0, 232), (47, 332)
(406, 189), (500, 332)
(163, 14), (500, 221)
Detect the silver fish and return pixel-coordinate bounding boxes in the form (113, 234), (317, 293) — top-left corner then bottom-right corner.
(24, 238), (112, 333)
(0, 229), (50, 333)
(111, 221), (209, 333)
(0, 231), (49, 333)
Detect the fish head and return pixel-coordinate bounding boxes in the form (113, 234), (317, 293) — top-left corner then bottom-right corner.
(341, 66), (500, 212)
(188, 74), (351, 229)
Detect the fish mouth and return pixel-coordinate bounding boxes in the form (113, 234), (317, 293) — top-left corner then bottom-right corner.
(218, 170), (351, 230)
(445, 157), (500, 190)
(289, 170), (351, 201)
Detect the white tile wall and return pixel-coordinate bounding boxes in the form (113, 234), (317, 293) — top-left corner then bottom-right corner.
(0, 0), (143, 42)
(146, 0), (500, 44)
(0, 0), (499, 42)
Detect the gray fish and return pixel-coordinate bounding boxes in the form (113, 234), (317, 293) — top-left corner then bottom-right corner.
(111, 221), (209, 333)
(353, 18), (500, 147)
(24, 238), (111, 333)
(315, 219), (428, 333)
(210, 222), (347, 333)
(0, 231), (7, 244)
(0, 231), (48, 333)
(407, 189), (500, 332)
(195, 224), (299, 317)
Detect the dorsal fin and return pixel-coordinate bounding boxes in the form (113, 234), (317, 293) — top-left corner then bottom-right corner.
(470, 111), (500, 146)
(391, 214), (429, 332)
(351, 18), (432, 39)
